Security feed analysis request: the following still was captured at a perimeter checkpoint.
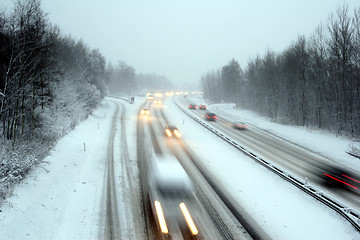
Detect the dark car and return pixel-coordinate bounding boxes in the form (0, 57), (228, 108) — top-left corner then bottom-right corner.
(234, 121), (248, 129)
(165, 125), (181, 138)
(199, 104), (207, 110)
(320, 166), (360, 193)
(189, 104), (197, 109)
(205, 113), (217, 121)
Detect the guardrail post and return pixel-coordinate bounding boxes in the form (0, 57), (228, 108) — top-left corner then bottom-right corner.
(83, 143), (86, 152)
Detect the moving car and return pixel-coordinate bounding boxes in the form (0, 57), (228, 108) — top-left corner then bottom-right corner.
(140, 108), (150, 115)
(189, 104), (197, 109)
(148, 154), (198, 235)
(165, 125), (181, 138)
(154, 99), (161, 104)
(320, 166), (360, 193)
(234, 121), (248, 129)
(205, 112), (217, 121)
(199, 104), (207, 110)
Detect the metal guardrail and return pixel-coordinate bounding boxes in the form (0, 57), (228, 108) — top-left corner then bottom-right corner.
(174, 99), (360, 232)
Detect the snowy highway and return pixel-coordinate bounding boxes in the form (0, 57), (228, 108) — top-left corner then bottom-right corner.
(176, 97), (360, 212)
(145, 101), (258, 239)
(0, 96), (359, 240)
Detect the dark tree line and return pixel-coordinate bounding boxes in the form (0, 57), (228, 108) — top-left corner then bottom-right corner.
(0, 0), (107, 147)
(202, 5), (360, 138)
(0, 0), (173, 197)
(0, 0), (110, 196)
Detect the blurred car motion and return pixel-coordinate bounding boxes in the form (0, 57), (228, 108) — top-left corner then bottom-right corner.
(148, 154), (198, 235)
(140, 108), (150, 116)
(199, 104), (207, 110)
(165, 125), (181, 138)
(189, 104), (197, 109)
(320, 165), (360, 193)
(205, 112), (217, 121)
(234, 121), (248, 129)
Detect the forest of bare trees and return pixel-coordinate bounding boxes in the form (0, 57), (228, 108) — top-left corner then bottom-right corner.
(202, 5), (360, 138)
(0, 0), (109, 196)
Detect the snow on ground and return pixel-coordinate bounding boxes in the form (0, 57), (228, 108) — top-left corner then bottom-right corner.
(164, 96), (360, 240)
(0, 97), (142, 239)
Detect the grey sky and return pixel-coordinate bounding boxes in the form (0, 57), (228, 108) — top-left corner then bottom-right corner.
(2, 0), (360, 87)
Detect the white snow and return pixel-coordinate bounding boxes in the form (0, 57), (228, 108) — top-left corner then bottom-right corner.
(0, 97), (142, 239)
(0, 95), (359, 240)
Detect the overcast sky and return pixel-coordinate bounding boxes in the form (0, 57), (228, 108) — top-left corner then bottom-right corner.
(2, 0), (359, 87)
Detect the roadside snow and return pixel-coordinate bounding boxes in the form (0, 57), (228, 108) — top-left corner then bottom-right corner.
(0, 97), (142, 240)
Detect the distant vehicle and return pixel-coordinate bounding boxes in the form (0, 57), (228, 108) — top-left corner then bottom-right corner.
(234, 121), (248, 129)
(205, 112), (217, 121)
(189, 104), (197, 109)
(140, 108), (150, 115)
(199, 104), (206, 110)
(148, 94), (154, 100)
(148, 154), (198, 235)
(129, 96), (135, 104)
(154, 99), (161, 104)
(165, 125), (181, 138)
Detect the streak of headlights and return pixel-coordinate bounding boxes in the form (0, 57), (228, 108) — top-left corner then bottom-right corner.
(154, 201), (169, 234)
(174, 129), (181, 138)
(165, 129), (172, 137)
(180, 202), (198, 235)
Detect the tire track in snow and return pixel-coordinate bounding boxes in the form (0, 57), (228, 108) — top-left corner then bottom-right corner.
(99, 102), (121, 240)
(117, 102), (139, 239)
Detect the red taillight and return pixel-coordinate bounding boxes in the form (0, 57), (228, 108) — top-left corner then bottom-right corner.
(213, 116), (218, 119)
(323, 173), (358, 189)
(342, 174), (360, 183)
(206, 115), (210, 118)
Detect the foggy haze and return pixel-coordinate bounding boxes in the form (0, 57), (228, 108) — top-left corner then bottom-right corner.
(2, 0), (360, 86)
